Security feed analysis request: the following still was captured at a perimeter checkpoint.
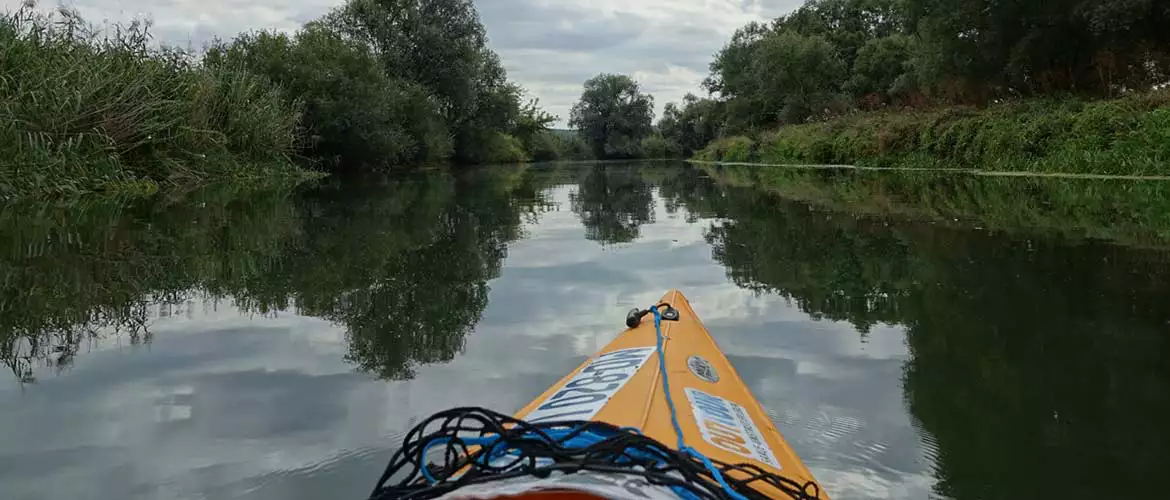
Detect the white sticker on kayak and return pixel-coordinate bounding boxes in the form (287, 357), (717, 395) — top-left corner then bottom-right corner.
(524, 346), (656, 423)
(685, 387), (781, 468)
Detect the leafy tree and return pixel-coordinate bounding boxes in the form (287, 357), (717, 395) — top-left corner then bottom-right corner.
(206, 26), (452, 168)
(569, 74), (655, 159)
(324, 0), (529, 163)
(527, 130), (594, 162)
(640, 132), (683, 159)
(707, 26), (848, 127)
(512, 98), (558, 150)
(774, 0), (906, 71)
(752, 31), (847, 124)
(325, 0), (487, 122)
(658, 94), (725, 156)
(845, 34), (916, 105)
(904, 0), (1170, 100)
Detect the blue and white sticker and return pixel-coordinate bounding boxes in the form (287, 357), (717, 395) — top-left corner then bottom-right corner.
(524, 346), (656, 423)
(685, 387), (780, 468)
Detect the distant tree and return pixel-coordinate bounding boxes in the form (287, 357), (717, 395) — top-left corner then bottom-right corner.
(512, 97), (557, 150)
(569, 74), (655, 159)
(640, 133), (683, 159)
(658, 94), (724, 156)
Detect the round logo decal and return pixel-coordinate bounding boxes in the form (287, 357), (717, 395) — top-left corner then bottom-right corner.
(687, 355), (719, 383)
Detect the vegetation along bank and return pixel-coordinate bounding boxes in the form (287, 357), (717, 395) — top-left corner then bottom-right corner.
(0, 0), (593, 198)
(651, 0), (1170, 175)
(4, 0), (1170, 197)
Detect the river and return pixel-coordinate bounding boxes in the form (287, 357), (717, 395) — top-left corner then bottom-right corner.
(2, 162), (1168, 499)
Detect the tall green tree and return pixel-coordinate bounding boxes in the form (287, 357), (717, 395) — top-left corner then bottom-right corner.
(325, 0), (525, 163)
(658, 94), (724, 156)
(205, 25), (452, 168)
(708, 28), (847, 127)
(904, 0), (1170, 100)
(845, 34), (917, 105)
(774, 0), (906, 70)
(569, 74), (655, 159)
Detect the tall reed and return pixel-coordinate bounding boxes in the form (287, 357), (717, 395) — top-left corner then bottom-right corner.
(0, 3), (307, 197)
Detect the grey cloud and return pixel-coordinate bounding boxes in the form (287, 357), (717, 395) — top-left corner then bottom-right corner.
(478, 0), (773, 124)
(479, 0), (647, 52)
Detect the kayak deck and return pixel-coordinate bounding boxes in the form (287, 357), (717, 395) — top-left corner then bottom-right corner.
(515, 290), (826, 499)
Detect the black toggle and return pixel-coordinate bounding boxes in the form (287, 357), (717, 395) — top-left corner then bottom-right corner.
(626, 303), (681, 328)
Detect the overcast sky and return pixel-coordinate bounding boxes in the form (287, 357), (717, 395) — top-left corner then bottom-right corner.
(9, 0), (803, 126)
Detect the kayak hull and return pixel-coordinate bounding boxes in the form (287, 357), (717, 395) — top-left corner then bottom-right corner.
(514, 290), (826, 499)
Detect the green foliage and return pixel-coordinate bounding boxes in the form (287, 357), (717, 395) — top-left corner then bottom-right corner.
(702, 0), (1170, 139)
(752, 31), (848, 124)
(569, 74), (655, 159)
(483, 133), (530, 164)
(324, 0), (531, 164)
(0, 6), (308, 198)
(205, 26), (452, 169)
(658, 94), (725, 157)
(640, 133), (683, 159)
(697, 90), (1170, 175)
(526, 130), (594, 162)
(696, 136), (756, 163)
(512, 99), (558, 151)
(907, 0), (1170, 100)
(845, 34), (916, 104)
(773, 0), (905, 71)
(3, 0), (575, 189)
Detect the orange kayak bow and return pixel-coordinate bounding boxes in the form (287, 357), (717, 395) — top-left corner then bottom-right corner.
(371, 290), (826, 500)
(510, 290), (826, 499)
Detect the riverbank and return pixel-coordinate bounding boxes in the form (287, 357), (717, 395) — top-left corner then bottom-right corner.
(0, 4), (592, 199)
(695, 90), (1170, 176)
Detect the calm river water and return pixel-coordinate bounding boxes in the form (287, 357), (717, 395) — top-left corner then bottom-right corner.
(2, 162), (1168, 499)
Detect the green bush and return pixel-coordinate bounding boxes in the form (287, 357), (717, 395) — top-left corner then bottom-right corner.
(694, 90), (1170, 175)
(204, 26), (452, 170)
(483, 133), (530, 164)
(640, 133), (684, 159)
(526, 131), (595, 162)
(0, 6), (306, 197)
(697, 136), (756, 163)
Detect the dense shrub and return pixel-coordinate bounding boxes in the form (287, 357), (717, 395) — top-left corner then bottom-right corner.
(0, 6), (306, 197)
(205, 26), (452, 169)
(696, 90), (1170, 175)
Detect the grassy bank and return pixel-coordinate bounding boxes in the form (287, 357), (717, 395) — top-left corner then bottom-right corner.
(696, 91), (1170, 176)
(0, 7), (315, 198)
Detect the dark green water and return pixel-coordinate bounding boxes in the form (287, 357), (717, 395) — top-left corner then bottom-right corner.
(2, 162), (1169, 499)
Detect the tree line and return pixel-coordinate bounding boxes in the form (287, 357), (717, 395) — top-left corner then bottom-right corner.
(203, 0), (594, 168)
(0, 0), (596, 197)
(569, 0), (1170, 161)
